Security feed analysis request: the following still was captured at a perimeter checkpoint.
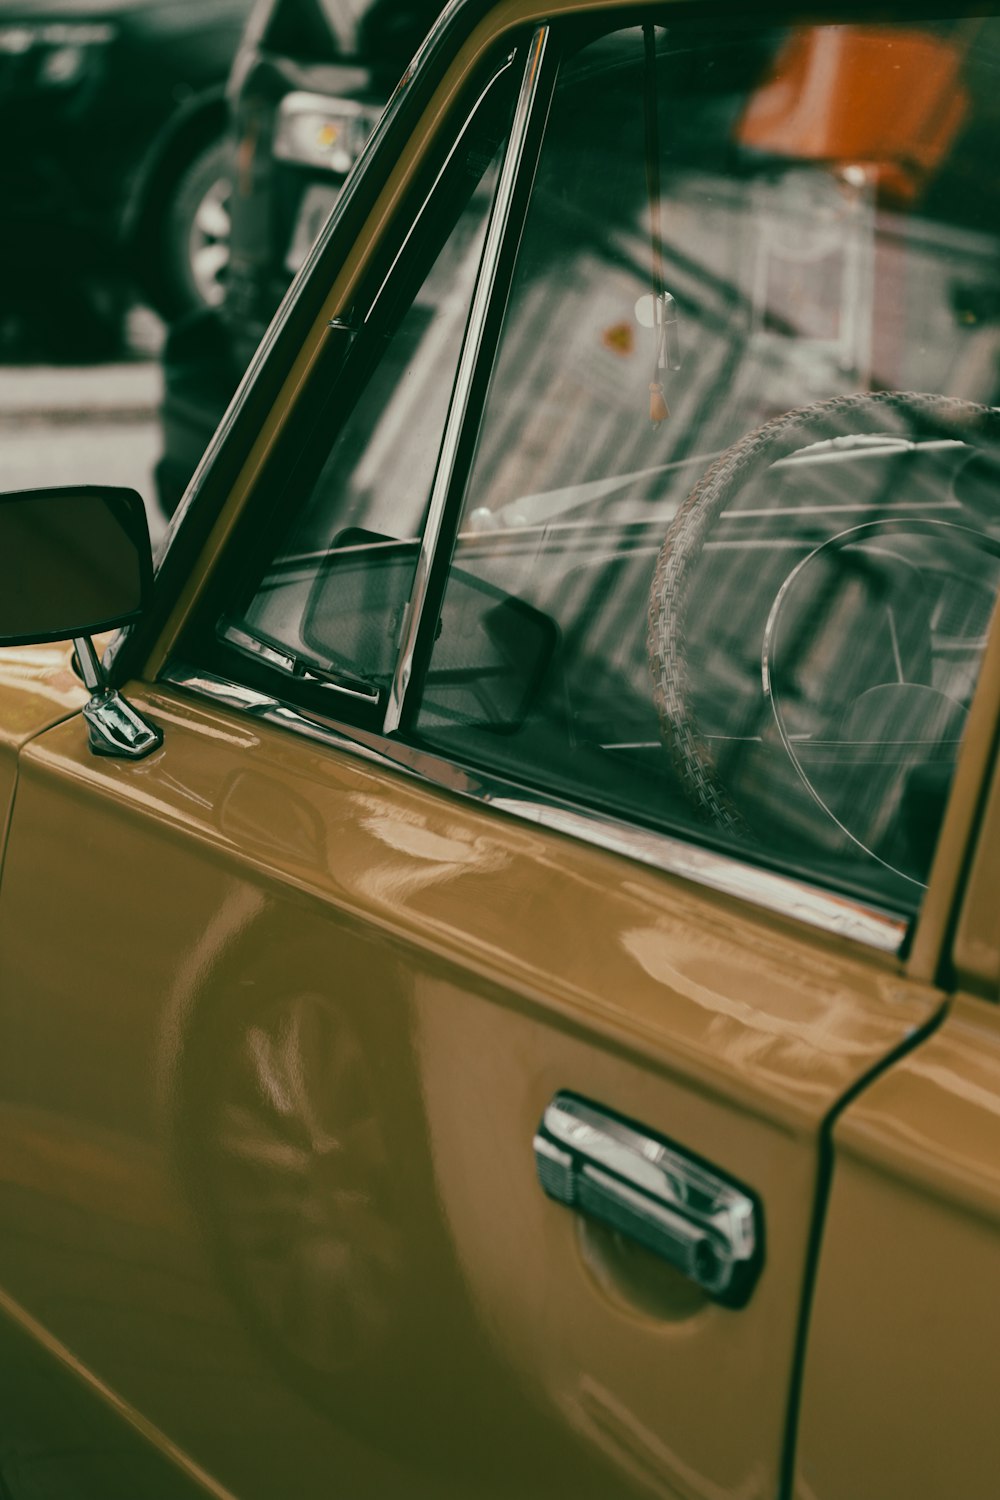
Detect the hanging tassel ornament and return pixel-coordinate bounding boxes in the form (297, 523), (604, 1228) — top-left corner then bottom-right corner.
(648, 292), (678, 425)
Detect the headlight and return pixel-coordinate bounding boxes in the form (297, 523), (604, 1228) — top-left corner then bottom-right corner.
(0, 23), (115, 88)
(273, 92), (380, 176)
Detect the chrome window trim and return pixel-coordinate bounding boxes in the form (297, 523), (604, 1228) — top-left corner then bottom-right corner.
(364, 49), (520, 327)
(385, 24), (551, 732)
(160, 663), (909, 957)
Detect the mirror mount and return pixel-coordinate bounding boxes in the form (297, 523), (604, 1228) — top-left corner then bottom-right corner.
(73, 636), (163, 760)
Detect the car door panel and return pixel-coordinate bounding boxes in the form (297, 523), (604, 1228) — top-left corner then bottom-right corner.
(0, 645), (87, 861)
(0, 682), (945, 1499)
(794, 671), (1000, 1500)
(794, 993), (1000, 1500)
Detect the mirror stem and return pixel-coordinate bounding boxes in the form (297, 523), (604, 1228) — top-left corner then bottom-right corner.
(73, 635), (163, 760)
(73, 635), (107, 696)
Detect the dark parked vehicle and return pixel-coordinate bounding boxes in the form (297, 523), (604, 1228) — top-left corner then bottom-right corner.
(224, 0), (443, 364)
(156, 0), (441, 511)
(0, 0), (253, 355)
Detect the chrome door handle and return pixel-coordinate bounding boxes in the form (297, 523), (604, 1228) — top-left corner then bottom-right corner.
(534, 1093), (762, 1305)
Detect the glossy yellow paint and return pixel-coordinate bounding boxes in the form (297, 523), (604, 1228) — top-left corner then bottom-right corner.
(0, 643), (84, 747)
(906, 591), (1000, 990)
(0, 682), (944, 1498)
(950, 726), (1000, 998)
(0, 3), (993, 1495)
(0, 641), (87, 864)
(795, 992), (1000, 1500)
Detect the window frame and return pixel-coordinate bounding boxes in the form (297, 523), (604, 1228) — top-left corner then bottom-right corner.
(159, 6), (993, 961)
(182, 34), (535, 734)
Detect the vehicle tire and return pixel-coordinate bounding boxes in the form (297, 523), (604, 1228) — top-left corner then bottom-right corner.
(156, 137), (233, 322)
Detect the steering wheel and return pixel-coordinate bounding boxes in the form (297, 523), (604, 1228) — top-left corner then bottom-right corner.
(646, 391), (1000, 881)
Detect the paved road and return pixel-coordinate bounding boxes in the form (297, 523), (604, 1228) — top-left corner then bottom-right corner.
(0, 315), (170, 551)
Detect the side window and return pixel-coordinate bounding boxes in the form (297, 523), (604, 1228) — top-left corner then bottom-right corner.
(411, 17), (1000, 911)
(214, 65), (515, 707)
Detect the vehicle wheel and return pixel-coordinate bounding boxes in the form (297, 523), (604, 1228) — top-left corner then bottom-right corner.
(646, 391), (1000, 874)
(157, 137), (232, 321)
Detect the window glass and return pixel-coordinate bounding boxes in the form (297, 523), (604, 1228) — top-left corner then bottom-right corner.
(413, 16), (1000, 910)
(216, 76), (513, 704)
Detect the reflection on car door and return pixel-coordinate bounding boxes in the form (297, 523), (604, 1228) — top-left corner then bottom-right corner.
(0, 683), (948, 1499)
(0, 12), (979, 1500)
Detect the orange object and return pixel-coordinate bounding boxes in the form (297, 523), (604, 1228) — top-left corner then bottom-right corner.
(601, 320), (635, 356)
(737, 26), (969, 201)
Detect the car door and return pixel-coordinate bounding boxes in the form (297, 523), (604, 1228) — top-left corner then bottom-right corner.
(0, 7), (995, 1500)
(792, 641), (1000, 1500)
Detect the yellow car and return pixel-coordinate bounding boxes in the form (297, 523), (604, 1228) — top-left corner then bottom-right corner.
(0, 4), (999, 1497)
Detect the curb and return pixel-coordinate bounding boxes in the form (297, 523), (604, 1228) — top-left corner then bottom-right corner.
(0, 363), (162, 421)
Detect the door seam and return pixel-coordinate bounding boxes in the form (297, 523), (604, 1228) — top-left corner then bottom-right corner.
(777, 993), (951, 1500)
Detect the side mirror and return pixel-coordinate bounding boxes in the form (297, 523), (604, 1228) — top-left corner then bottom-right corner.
(0, 486), (152, 646)
(0, 486), (162, 760)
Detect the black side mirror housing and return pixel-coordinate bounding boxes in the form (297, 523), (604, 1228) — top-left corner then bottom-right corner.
(0, 486), (152, 647)
(0, 486), (161, 760)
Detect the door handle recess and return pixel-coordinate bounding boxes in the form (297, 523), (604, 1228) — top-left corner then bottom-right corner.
(534, 1093), (762, 1306)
